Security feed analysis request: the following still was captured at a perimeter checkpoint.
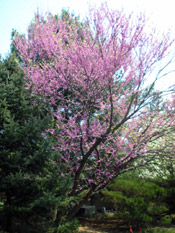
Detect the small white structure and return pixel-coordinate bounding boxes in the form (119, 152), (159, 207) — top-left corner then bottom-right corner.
(101, 207), (107, 215)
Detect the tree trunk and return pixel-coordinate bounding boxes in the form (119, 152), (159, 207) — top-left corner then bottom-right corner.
(5, 194), (13, 233)
(66, 190), (93, 221)
(54, 190), (93, 226)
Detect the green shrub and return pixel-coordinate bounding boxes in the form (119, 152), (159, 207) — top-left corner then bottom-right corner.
(171, 214), (175, 224)
(144, 227), (175, 233)
(55, 219), (79, 233)
(160, 215), (172, 225)
(101, 176), (167, 226)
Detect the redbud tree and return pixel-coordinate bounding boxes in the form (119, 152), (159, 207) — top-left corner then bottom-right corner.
(15, 4), (175, 219)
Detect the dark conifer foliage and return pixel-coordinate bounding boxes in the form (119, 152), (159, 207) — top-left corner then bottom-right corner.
(0, 55), (72, 233)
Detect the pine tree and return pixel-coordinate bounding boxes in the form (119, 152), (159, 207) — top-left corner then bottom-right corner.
(0, 54), (73, 232)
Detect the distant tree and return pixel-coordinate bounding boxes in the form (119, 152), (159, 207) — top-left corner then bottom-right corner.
(14, 3), (175, 223)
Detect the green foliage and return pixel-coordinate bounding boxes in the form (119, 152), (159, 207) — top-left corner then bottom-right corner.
(160, 215), (172, 226)
(119, 197), (153, 224)
(144, 227), (175, 233)
(156, 176), (175, 214)
(102, 175), (167, 226)
(55, 218), (79, 233)
(0, 54), (73, 232)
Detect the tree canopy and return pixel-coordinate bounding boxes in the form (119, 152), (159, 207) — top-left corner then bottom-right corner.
(0, 54), (74, 232)
(14, 3), (175, 220)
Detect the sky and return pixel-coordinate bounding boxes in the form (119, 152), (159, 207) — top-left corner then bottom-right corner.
(0, 0), (175, 89)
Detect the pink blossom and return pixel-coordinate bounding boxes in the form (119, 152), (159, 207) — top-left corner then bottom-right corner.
(14, 3), (175, 196)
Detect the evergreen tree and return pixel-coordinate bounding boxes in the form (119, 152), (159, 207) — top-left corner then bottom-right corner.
(0, 55), (73, 233)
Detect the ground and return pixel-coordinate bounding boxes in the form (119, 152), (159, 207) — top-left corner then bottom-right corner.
(77, 217), (175, 233)
(77, 217), (136, 233)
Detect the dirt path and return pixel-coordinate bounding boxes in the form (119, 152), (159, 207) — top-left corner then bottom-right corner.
(77, 217), (131, 233)
(78, 225), (108, 233)
(78, 219), (175, 233)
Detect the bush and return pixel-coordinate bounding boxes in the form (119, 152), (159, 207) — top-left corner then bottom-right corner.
(101, 176), (167, 226)
(144, 227), (175, 233)
(160, 215), (172, 226)
(55, 219), (79, 233)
